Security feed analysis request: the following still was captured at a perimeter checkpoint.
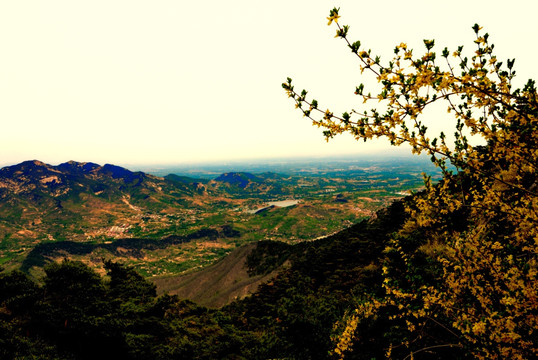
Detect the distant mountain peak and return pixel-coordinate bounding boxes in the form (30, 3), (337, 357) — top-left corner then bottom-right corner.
(17, 160), (48, 168)
(0, 160), (149, 192)
(101, 163), (141, 181)
(2, 160), (62, 177)
(214, 172), (262, 189)
(31, 160), (47, 166)
(58, 161), (101, 174)
(62, 160), (94, 167)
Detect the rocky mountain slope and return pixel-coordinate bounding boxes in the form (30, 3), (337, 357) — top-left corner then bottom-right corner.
(0, 160), (206, 244)
(152, 242), (280, 308)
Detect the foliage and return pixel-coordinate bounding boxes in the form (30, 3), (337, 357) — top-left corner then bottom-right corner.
(0, 260), (256, 359)
(283, 8), (537, 359)
(246, 240), (293, 276)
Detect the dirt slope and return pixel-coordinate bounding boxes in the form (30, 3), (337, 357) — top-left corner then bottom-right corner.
(152, 243), (279, 308)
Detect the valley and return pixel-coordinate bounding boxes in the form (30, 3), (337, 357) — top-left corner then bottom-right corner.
(0, 157), (440, 278)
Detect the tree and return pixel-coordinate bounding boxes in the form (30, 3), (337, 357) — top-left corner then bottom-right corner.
(105, 259), (157, 305)
(283, 8), (537, 359)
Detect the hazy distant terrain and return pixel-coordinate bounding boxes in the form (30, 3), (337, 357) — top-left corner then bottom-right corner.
(134, 154), (440, 178)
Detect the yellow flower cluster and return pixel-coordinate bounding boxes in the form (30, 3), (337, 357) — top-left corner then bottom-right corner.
(284, 8), (538, 360)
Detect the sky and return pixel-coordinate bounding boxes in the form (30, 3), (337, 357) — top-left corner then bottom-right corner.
(1, 1), (537, 167)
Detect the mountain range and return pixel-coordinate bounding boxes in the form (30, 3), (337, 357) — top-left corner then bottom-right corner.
(0, 160), (295, 243)
(0, 160), (202, 244)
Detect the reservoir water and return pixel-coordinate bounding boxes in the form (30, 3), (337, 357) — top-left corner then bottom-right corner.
(247, 199), (300, 214)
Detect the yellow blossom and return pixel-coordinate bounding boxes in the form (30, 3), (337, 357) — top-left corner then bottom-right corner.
(327, 14), (340, 25)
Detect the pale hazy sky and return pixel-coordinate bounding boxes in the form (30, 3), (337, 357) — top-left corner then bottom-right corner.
(1, 1), (536, 166)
